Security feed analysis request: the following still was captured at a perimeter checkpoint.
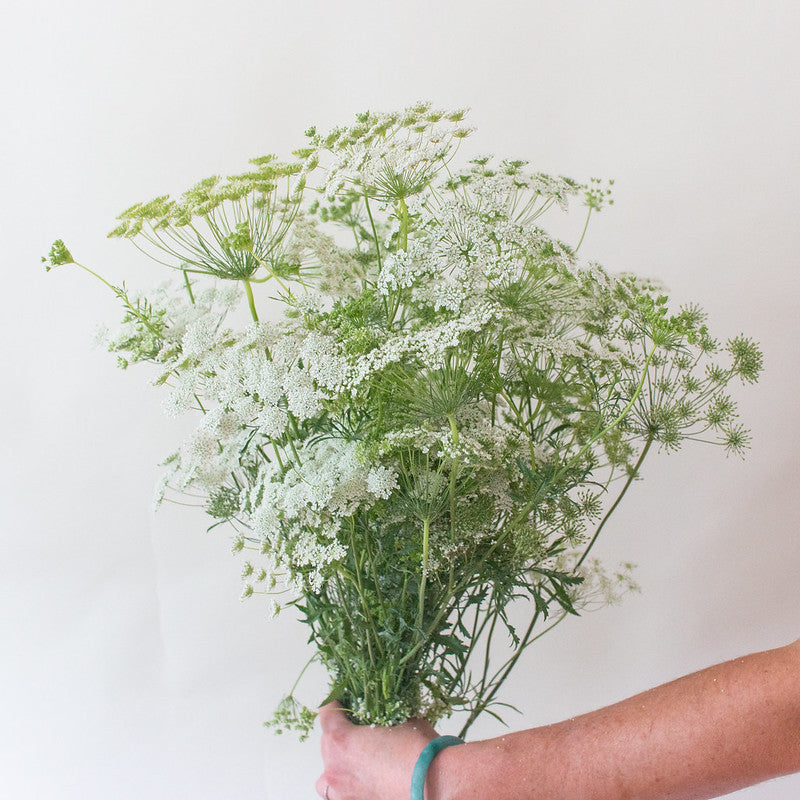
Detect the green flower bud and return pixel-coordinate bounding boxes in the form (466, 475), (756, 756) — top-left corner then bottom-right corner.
(42, 239), (74, 270)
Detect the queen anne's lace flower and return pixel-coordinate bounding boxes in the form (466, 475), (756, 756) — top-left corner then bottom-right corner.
(78, 102), (759, 735)
(366, 465), (399, 498)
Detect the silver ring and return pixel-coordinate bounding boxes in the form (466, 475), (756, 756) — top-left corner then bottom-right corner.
(324, 785), (330, 800)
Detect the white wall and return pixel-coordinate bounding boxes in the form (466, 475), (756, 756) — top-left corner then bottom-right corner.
(3, 1), (799, 797)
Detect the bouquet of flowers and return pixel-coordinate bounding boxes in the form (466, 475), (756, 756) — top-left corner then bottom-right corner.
(44, 103), (761, 740)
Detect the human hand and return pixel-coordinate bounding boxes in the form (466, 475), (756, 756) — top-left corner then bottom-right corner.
(316, 701), (438, 800)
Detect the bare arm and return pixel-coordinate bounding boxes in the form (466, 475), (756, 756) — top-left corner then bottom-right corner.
(317, 639), (800, 800)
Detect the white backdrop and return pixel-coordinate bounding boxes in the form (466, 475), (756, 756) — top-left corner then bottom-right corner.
(2, 1), (799, 797)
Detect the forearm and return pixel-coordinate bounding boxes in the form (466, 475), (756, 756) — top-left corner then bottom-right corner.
(431, 640), (800, 800)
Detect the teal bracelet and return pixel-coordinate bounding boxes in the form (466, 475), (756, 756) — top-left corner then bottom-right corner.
(410, 735), (464, 800)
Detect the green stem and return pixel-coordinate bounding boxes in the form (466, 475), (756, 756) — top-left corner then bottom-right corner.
(443, 592), (493, 697)
(487, 609), (569, 692)
(243, 278), (259, 322)
(477, 607), (500, 699)
(398, 569), (458, 668)
(398, 197), (409, 251)
(575, 433), (654, 569)
(447, 414), (460, 536)
(383, 196), (411, 329)
(417, 518), (431, 630)
(329, 575), (370, 689)
(349, 521), (385, 658)
(288, 653), (318, 696)
(575, 206), (592, 253)
(72, 260), (164, 340)
(271, 442), (285, 472)
(183, 269), (196, 304)
(72, 260), (118, 293)
(286, 431), (303, 467)
(458, 607), (541, 739)
(363, 190), (382, 274)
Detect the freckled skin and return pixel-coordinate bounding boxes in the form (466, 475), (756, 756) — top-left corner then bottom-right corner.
(317, 639), (800, 800)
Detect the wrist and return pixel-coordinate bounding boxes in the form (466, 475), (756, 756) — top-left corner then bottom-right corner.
(410, 736), (464, 800)
(424, 736), (514, 800)
(425, 726), (566, 800)
(424, 738), (462, 800)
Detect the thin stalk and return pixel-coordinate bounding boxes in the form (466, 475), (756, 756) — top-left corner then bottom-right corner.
(69, 259), (122, 292)
(576, 433), (654, 569)
(183, 269), (196, 304)
(458, 607), (541, 739)
(477, 607), (500, 699)
(285, 432), (303, 467)
(363, 190), (382, 273)
(270, 442), (285, 472)
(447, 414), (460, 537)
(347, 520), (385, 659)
(287, 653), (318, 696)
(417, 518), (431, 630)
(398, 197), (409, 251)
(71, 261), (163, 339)
(243, 278), (259, 322)
(575, 206), (592, 253)
(486, 609), (567, 691)
(330, 575), (368, 688)
(443, 593), (493, 696)
(362, 525), (385, 612)
(398, 569), (459, 668)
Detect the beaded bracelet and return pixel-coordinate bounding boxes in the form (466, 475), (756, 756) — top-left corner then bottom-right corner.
(410, 735), (465, 800)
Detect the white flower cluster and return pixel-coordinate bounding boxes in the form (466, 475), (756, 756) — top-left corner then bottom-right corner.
(246, 439), (396, 592)
(345, 302), (499, 389)
(366, 465), (399, 499)
(285, 213), (365, 298)
(377, 241), (434, 295)
(103, 281), (240, 373)
(376, 186), (576, 317)
(306, 105), (471, 201)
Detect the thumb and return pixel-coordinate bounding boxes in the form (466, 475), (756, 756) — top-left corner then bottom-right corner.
(317, 700), (351, 733)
